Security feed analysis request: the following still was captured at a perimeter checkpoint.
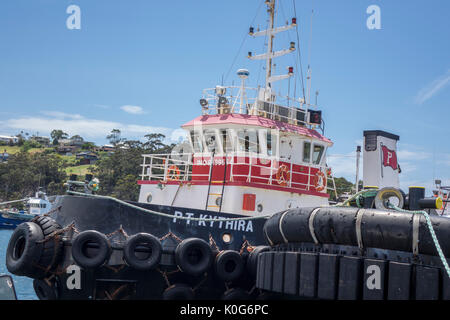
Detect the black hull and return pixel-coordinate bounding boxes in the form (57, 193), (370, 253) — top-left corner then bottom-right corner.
(46, 195), (267, 300)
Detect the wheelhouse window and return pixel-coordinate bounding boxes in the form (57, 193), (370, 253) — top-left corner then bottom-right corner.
(303, 141), (311, 163)
(203, 129), (219, 154)
(312, 144), (325, 165)
(237, 129), (259, 153)
(190, 130), (203, 153)
(220, 129), (233, 153)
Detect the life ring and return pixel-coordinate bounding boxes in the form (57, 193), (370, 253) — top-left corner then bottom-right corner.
(123, 233), (162, 271)
(167, 165), (181, 181)
(175, 238), (213, 276)
(313, 171), (326, 192)
(214, 250), (244, 282)
(276, 164), (290, 186)
(71, 230), (112, 269)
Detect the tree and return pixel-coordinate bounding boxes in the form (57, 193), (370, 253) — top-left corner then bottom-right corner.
(50, 130), (68, 144)
(106, 129), (123, 146)
(0, 151), (67, 201)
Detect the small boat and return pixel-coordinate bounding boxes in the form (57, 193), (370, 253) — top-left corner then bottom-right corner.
(0, 189), (52, 229)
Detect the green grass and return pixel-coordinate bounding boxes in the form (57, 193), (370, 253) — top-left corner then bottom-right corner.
(65, 164), (94, 176)
(0, 146), (53, 154)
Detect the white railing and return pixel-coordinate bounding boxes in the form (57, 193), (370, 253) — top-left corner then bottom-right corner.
(200, 86), (320, 127)
(140, 153), (334, 193)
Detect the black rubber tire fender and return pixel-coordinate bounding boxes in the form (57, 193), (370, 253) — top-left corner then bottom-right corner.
(33, 278), (58, 300)
(71, 230), (112, 269)
(247, 246), (271, 277)
(6, 222), (44, 278)
(123, 233), (162, 271)
(175, 238), (213, 276)
(31, 216), (63, 277)
(162, 283), (195, 300)
(214, 250), (244, 282)
(221, 288), (250, 300)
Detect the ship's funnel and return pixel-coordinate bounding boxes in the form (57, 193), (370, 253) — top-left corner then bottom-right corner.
(363, 130), (400, 189)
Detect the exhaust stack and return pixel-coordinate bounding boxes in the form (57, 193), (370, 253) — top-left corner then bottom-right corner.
(363, 130), (400, 189)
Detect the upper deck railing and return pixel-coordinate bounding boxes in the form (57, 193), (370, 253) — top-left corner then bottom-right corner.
(200, 86), (322, 128)
(140, 152), (333, 194)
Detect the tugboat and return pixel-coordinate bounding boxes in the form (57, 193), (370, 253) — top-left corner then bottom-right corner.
(6, 0), (335, 300)
(5, 1), (448, 300)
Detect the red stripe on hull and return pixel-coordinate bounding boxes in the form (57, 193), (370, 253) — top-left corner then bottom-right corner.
(137, 180), (329, 198)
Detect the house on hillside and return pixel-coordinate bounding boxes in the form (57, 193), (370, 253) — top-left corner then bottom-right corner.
(57, 145), (78, 156)
(0, 135), (19, 145)
(100, 144), (115, 152)
(76, 152), (98, 165)
(30, 136), (51, 146)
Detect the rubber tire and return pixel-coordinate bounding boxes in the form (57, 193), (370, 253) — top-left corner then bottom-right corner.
(162, 283), (195, 300)
(175, 238), (213, 276)
(71, 230), (111, 269)
(247, 246), (271, 277)
(214, 250), (244, 282)
(33, 278), (58, 300)
(221, 288), (250, 300)
(31, 216), (63, 277)
(6, 222), (44, 278)
(123, 233), (162, 271)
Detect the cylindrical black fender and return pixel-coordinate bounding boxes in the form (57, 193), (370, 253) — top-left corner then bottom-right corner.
(247, 246), (270, 277)
(162, 283), (195, 300)
(33, 278), (58, 300)
(281, 207), (325, 243)
(71, 230), (112, 269)
(221, 288), (250, 300)
(175, 238), (213, 276)
(312, 207), (360, 245)
(214, 250), (244, 282)
(6, 222), (44, 278)
(417, 214), (450, 256)
(263, 210), (290, 245)
(123, 233), (162, 271)
(361, 209), (414, 252)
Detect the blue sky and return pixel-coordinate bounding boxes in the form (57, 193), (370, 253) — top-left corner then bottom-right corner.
(0, 0), (449, 193)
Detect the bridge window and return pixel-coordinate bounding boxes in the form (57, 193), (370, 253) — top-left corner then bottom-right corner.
(303, 141), (311, 163)
(237, 130), (259, 153)
(221, 129), (233, 153)
(189, 130), (203, 153)
(312, 144), (325, 165)
(204, 129), (219, 154)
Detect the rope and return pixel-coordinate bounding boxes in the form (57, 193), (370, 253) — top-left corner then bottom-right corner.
(388, 203), (450, 279)
(334, 189), (377, 207)
(66, 191), (271, 222)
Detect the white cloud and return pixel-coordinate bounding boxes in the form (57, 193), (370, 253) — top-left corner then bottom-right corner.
(327, 152), (361, 182)
(414, 69), (450, 104)
(120, 105), (145, 115)
(397, 149), (431, 161)
(0, 114), (180, 143)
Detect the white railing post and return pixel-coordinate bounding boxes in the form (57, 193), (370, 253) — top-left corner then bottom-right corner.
(289, 161), (293, 187)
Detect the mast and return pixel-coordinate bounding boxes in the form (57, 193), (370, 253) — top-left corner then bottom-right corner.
(248, 0), (296, 101)
(266, 0), (275, 89)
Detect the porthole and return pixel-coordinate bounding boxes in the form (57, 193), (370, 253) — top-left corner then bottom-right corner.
(215, 196), (222, 207)
(222, 233), (232, 244)
(146, 193), (153, 203)
(256, 203), (263, 213)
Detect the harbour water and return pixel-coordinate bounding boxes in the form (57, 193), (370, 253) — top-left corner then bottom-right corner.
(0, 230), (36, 300)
